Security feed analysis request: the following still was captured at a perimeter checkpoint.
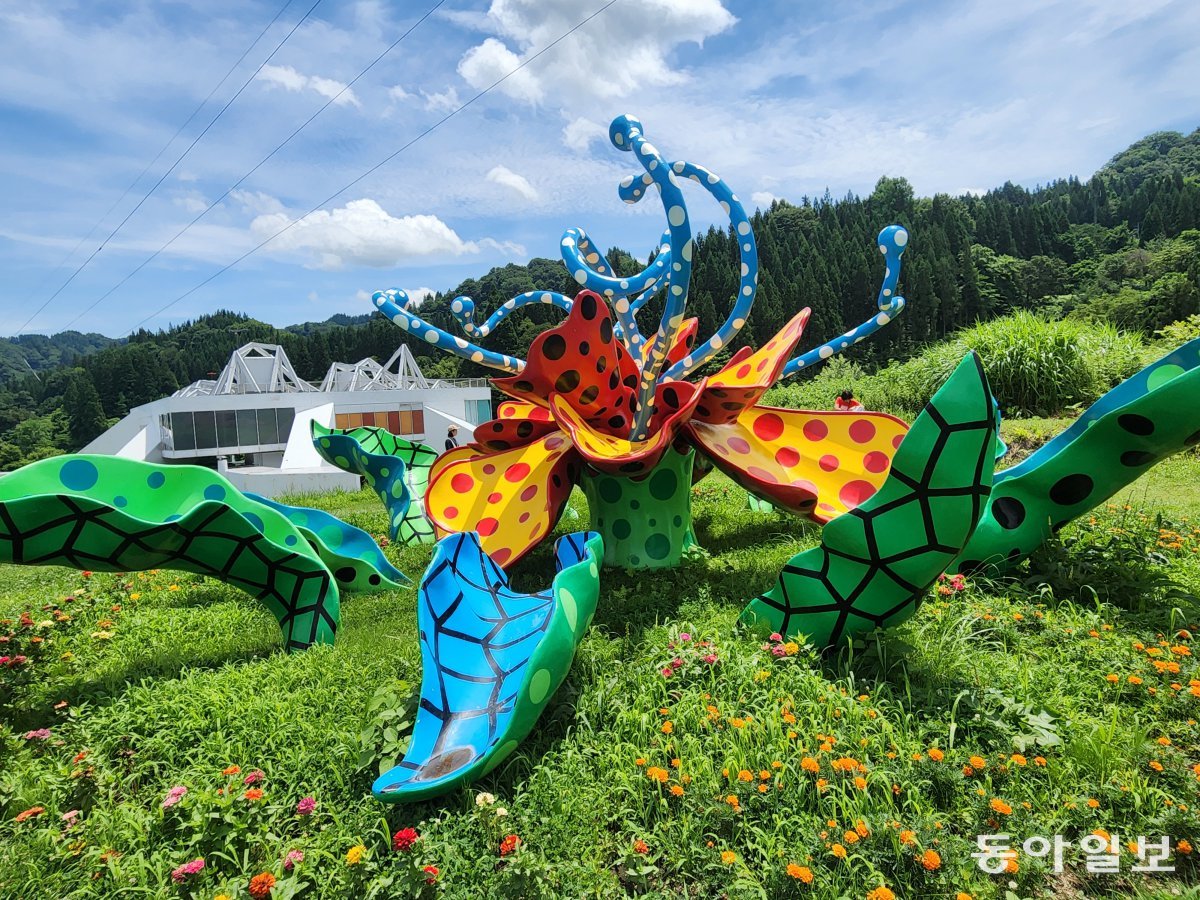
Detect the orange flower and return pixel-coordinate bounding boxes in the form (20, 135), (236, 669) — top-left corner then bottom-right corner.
(1087, 798), (1099, 809)
(990, 798), (1012, 815)
(801, 757), (819, 773)
(661, 721), (673, 734)
(816, 778), (829, 792)
(725, 794), (740, 809)
(1105, 673), (1119, 683)
(927, 748), (944, 762)
(222, 765), (241, 776)
(1033, 756), (1047, 767)
(786, 863), (814, 883)
(867, 888), (896, 900)
(899, 829), (916, 845)
(1010, 754), (1027, 766)
(855, 820), (869, 838)
(969, 755), (986, 769)
(243, 788), (264, 801)
(720, 850), (736, 864)
(962, 765), (974, 777)
(854, 776), (868, 790)
(671, 758), (681, 768)
(633, 839), (649, 855)
(1004, 857), (1019, 874)
(1178, 839), (1193, 854)
(956, 894), (974, 900)
(1157, 736), (1172, 746)
(248, 872), (276, 899)
(499, 834), (522, 856)
(920, 849), (941, 871)
(14, 806), (45, 823)
(1150, 761), (1165, 773)
(670, 784), (685, 797)
(831, 843), (847, 859)
(843, 830), (860, 844)
(646, 767), (669, 783)
(738, 769), (753, 783)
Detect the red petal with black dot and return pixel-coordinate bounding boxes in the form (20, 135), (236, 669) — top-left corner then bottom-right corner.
(687, 405), (909, 520)
(425, 432), (577, 568)
(665, 317), (699, 368)
(691, 308), (812, 425)
(472, 417), (561, 452)
(550, 380), (704, 476)
(497, 400), (553, 422)
(491, 290), (640, 435)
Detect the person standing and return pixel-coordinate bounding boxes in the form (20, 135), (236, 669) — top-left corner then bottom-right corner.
(445, 425), (459, 452)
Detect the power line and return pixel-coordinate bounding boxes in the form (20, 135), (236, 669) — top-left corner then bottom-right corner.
(126, 0), (621, 336)
(14, 0), (298, 336)
(57, 0), (447, 334)
(16, 0), (323, 337)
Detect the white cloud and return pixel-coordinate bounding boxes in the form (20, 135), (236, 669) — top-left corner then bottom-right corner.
(257, 64), (360, 108)
(403, 286), (436, 306)
(387, 84), (411, 102)
(750, 191), (778, 208)
(249, 198), (508, 270)
(486, 165), (538, 201)
(453, 0), (737, 106)
(422, 86), (461, 112)
(562, 117), (607, 152)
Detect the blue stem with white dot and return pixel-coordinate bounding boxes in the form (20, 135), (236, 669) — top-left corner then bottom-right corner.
(372, 289), (525, 374)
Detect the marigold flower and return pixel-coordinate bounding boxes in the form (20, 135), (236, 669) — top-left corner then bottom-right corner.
(962, 765), (974, 776)
(248, 873), (275, 899)
(635, 757), (646, 766)
(725, 794), (740, 809)
(920, 849), (941, 871)
(1011, 753), (1027, 766)
(801, 757), (819, 773)
(927, 748), (944, 762)
(1157, 736), (1172, 746)
(1087, 798), (1099, 809)
(1129, 675), (1143, 685)
(1033, 756), (1047, 766)
(393, 827), (419, 852)
(956, 893), (974, 900)
(866, 886), (895, 900)
(831, 843), (847, 859)
(816, 778), (829, 792)
(661, 721), (674, 734)
(633, 839), (649, 854)
(670, 784), (685, 797)
(646, 766), (669, 783)
(843, 830), (859, 844)
(1004, 857), (1019, 874)
(757, 783), (768, 793)
(721, 850), (736, 864)
(345, 845), (365, 865)
(1178, 839), (1193, 854)
(787, 863), (814, 882)
(499, 834), (522, 856)
(969, 755), (986, 769)
(854, 776), (868, 790)
(899, 829), (916, 845)
(990, 798), (1012, 815)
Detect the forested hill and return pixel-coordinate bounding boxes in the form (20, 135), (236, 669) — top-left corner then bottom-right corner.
(1, 125), (1198, 467)
(0, 331), (116, 382)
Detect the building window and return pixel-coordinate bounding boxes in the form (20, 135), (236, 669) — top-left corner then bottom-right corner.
(334, 406), (424, 435)
(466, 399), (492, 424)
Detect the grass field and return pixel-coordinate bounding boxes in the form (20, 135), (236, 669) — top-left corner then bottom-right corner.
(2, 433), (1200, 899)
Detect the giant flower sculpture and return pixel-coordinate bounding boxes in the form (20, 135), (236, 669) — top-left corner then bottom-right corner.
(373, 115), (910, 569)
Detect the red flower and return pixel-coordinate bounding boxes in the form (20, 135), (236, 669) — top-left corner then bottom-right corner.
(248, 872), (275, 898)
(633, 839), (649, 854)
(499, 834), (522, 856)
(393, 827), (419, 852)
(423, 865), (439, 884)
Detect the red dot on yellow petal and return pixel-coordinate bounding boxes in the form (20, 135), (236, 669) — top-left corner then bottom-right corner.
(451, 473), (475, 493)
(775, 446), (800, 467)
(478, 517), (499, 536)
(753, 413), (785, 441)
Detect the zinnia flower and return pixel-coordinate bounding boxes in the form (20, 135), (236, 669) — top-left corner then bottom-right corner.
(243, 788), (264, 802)
(243, 770), (264, 785)
(283, 850), (303, 871)
(170, 858), (205, 883)
(633, 839), (649, 854)
(345, 845), (365, 865)
(222, 764), (241, 775)
(500, 834), (522, 856)
(295, 796), (316, 816)
(423, 865), (439, 884)
(393, 827), (419, 852)
(23, 729), (51, 741)
(248, 872), (275, 899)
(161, 785), (188, 809)
(475, 792), (496, 807)
(15, 806), (45, 823)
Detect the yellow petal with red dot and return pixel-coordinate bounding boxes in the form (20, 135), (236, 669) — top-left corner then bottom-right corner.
(426, 445), (488, 538)
(693, 308), (812, 425)
(549, 383), (702, 476)
(426, 432), (577, 568)
(688, 406), (909, 520)
(497, 400), (553, 422)
(473, 416), (560, 452)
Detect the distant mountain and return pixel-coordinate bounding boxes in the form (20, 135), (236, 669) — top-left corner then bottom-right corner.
(0, 331), (118, 382)
(1099, 128), (1200, 190)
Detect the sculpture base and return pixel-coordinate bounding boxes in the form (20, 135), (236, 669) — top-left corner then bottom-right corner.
(579, 446), (698, 569)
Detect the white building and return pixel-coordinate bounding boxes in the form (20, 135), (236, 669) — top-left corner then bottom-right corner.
(83, 342), (492, 497)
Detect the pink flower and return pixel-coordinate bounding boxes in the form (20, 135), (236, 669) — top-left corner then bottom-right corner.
(161, 785), (188, 809)
(670, 657), (684, 669)
(769, 633), (782, 642)
(61, 810), (80, 830)
(679, 633), (692, 642)
(170, 858), (205, 883)
(770, 645), (787, 657)
(243, 770), (264, 785)
(283, 849), (304, 871)
(661, 667), (673, 678)
(295, 796), (316, 816)
(703, 654), (718, 665)
(23, 729), (51, 741)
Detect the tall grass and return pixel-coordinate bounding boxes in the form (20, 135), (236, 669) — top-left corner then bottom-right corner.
(767, 312), (1144, 418)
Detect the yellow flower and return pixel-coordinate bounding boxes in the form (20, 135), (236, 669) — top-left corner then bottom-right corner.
(129, 592), (141, 601)
(168, 584), (180, 591)
(854, 776), (867, 790)
(831, 843), (847, 859)
(345, 845), (365, 865)
(661, 721), (673, 734)
(720, 850), (736, 864)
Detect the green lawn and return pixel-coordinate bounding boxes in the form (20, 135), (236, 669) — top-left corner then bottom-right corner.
(2, 448), (1200, 899)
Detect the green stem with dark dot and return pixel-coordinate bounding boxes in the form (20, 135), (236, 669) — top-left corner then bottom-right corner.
(579, 446), (698, 569)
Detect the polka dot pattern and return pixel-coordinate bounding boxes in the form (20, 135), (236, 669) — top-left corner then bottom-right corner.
(691, 308), (812, 425)
(426, 433), (576, 569)
(688, 407), (910, 519)
(473, 415), (559, 452)
(493, 289), (640, 437)
(497, 401), (553, 422)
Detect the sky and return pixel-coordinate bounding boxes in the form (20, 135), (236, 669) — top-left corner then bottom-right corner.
(0, 0), (1197, 339)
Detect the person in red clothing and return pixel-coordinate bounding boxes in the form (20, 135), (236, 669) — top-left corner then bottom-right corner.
(835, 389), (865, 412)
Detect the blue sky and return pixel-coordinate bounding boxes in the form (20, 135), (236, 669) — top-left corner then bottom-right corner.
(1, 0), (1197, 338)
